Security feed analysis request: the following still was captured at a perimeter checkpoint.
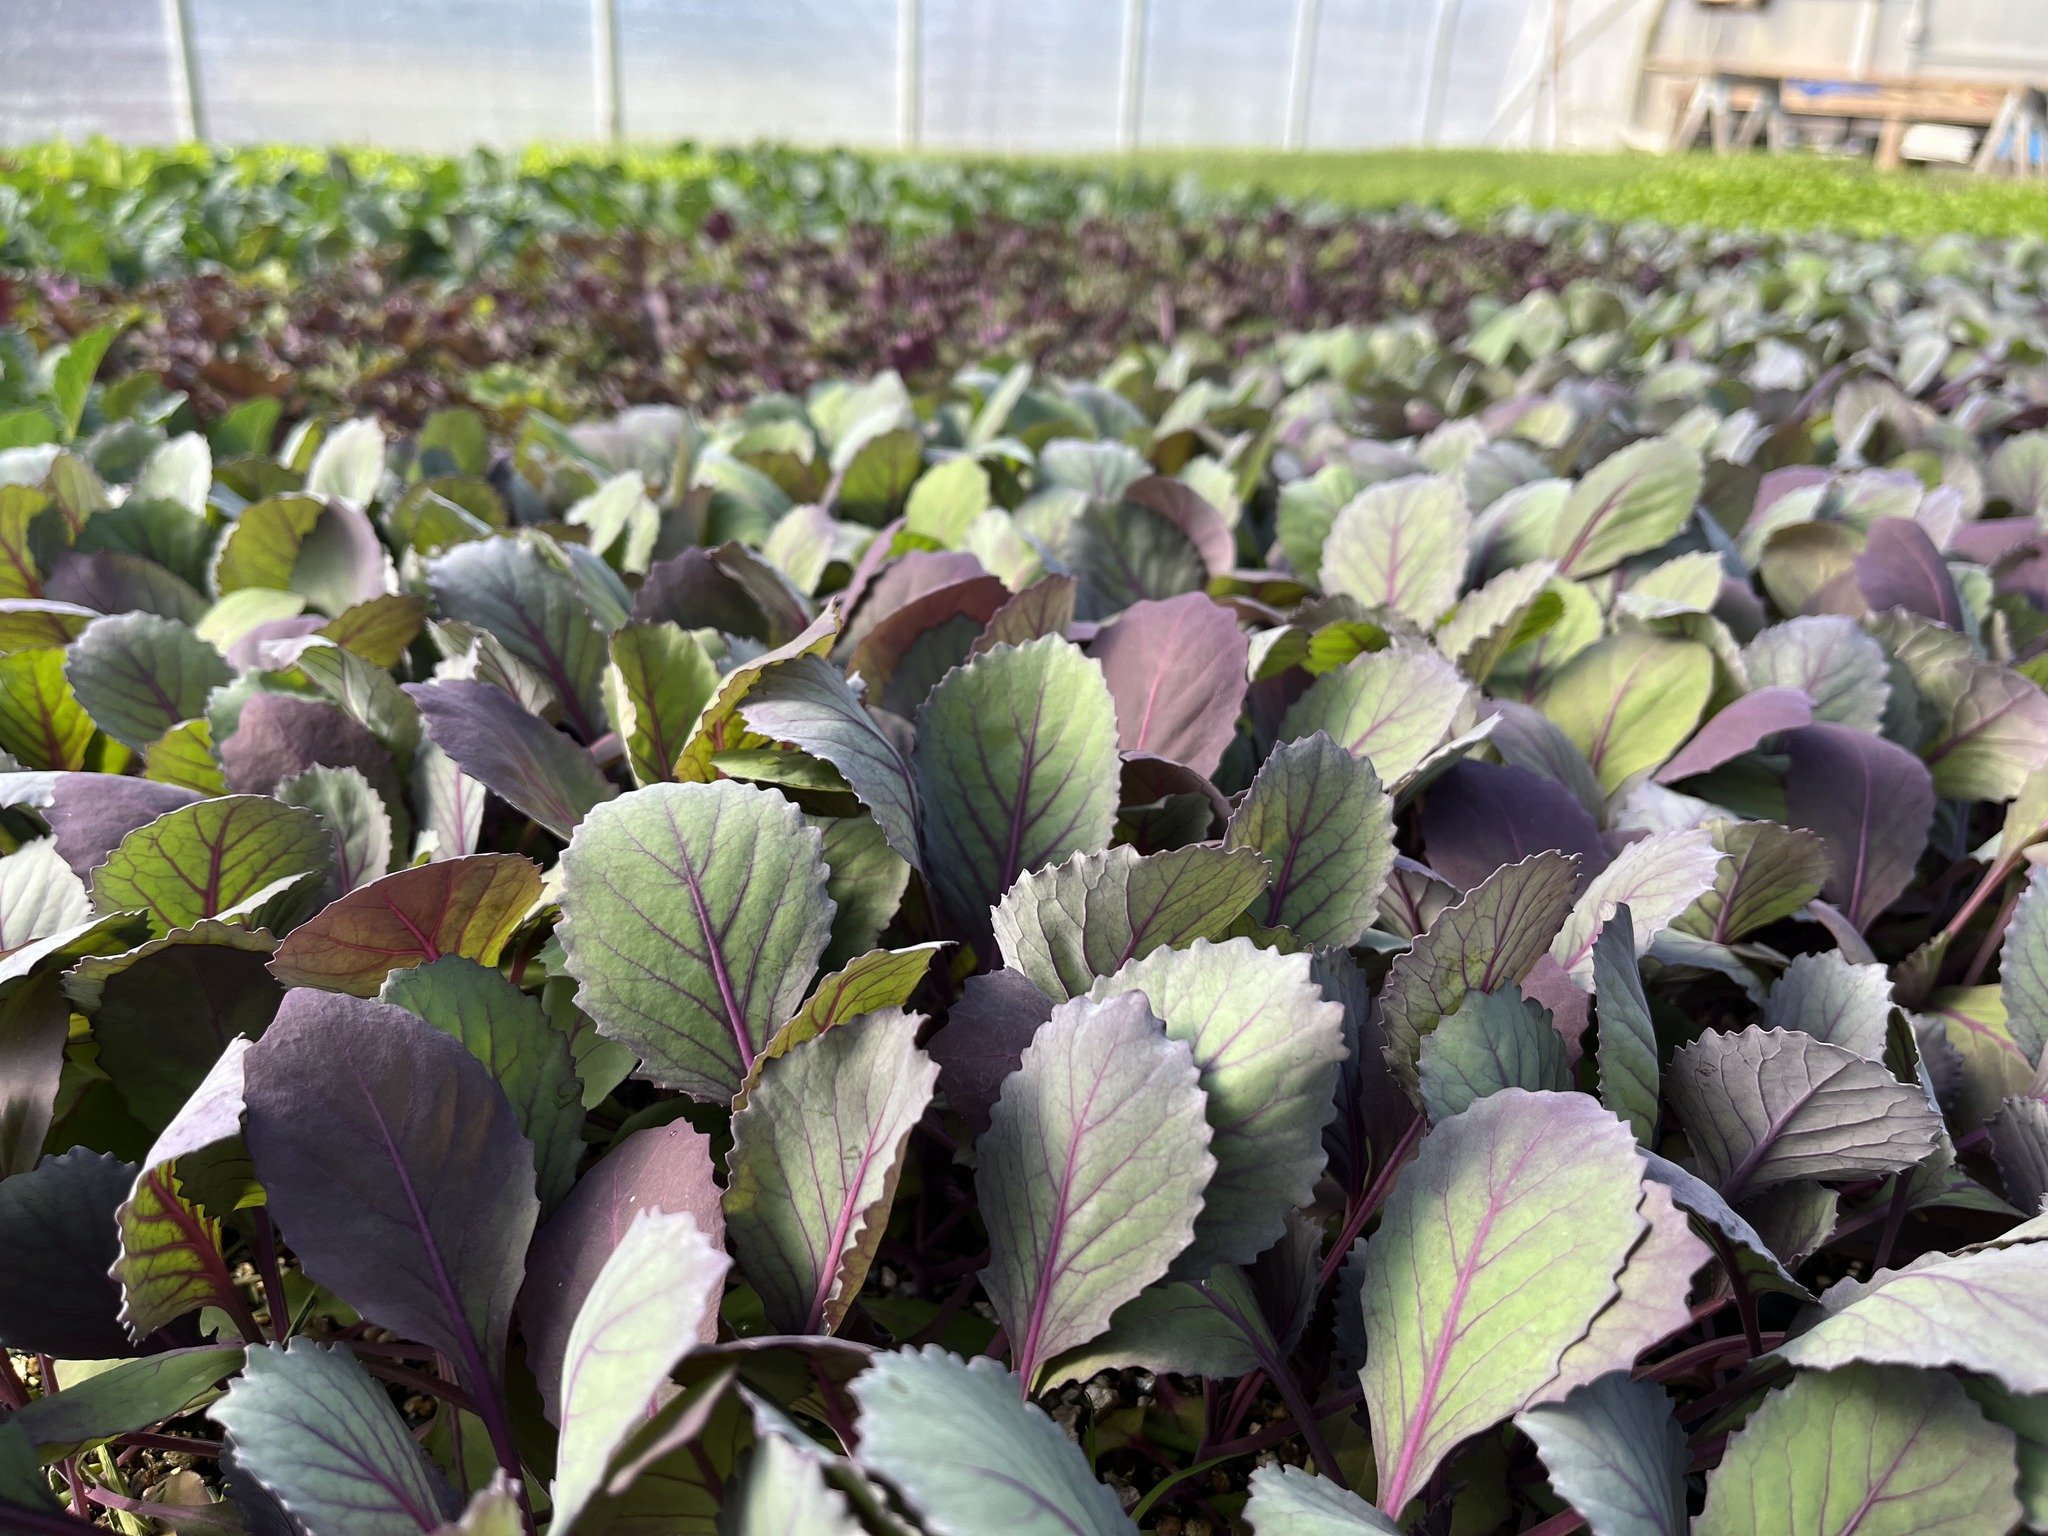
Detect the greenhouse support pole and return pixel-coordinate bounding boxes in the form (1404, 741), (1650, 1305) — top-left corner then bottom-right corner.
(897, 0), (922, 149)
(1284, 0), (1323, 150)
(592, 0), (623, 143)
(1419, 0), (1466, 146)
(161, 0), (204, 142)
(1118, 0), (1150, 151)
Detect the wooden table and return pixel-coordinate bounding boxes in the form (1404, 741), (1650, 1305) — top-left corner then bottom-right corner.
(1647, 58), (2045, 174)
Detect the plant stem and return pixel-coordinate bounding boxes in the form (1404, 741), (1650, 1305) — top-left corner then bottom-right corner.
(1961, 883), (2024, 987)
(1702, 1231), (1762, 1358)
(1871, 1177), (1913, 1275)
(352, 1353), (480, 1415)
(1316, 1114), (1424, 1291)
(250, 1208), (291, 1345)
(1523, 1509), (1589, 1536)
(1196, 1282), (1348, 1489)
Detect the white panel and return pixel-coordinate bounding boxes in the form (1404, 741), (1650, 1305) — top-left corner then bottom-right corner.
(619, 0), (897, 145)
(1302, 0), (1438, 148)
(1139, 0), (1293, 147)
(0, 0), (182, 144)
(918, 0), (1123, 151)
(187, 0), (599, 149)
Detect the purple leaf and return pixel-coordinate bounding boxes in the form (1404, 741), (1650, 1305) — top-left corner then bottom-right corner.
(1782, 722), (1934, 931)
(220, 693), (397, 799)
(1088, 593), (1249, 778)
(406, 678), (618, 841)
(243, 989), (539, 1402)
(0, 1147), (140, 1359)
(1653, 687), (1815, 784)
(631, 544), (804, 644)
(518, 1120), (724, 1424)
(1669, 1026), (1943, 1200)
(846, 574), (1010, 718)
(1420, 760), (1608, 892)
(843, 551), (990, 652)
(45, 774), (201, 881)
(1855, 517), (1964, 629)
(973, 575), (1078, 657)
(924, 968), (1054, 1140)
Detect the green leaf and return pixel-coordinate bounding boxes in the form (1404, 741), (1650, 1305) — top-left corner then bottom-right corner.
(850, 1347), (1136, 1536)
(277, 763), (391, 893)
(1380, 851), (1581, 1092)
(674, 610), (839, 783)
(146, 717), (226, 794)
(1592, 906), (1659, 1145)
(267, 852), (542, 997)
(722, 1432), (865, 1536)
(976, 991), (1215, 1388)
(726, 1009), (937, 1334)
(552, 1209), (730, 1536)
(905, 456), (993, 546)
(51, 326), (115, 440)
(1698, 1364), (2021, 1536)
(1417, 988), (1568, 1121)
(1322, 475), (1471, 625)
(91, 794), (332, 937)
(381, 956), (583, 1213)
(1279, 647), (1472, 788)
(812, 811), (910, 969)
(1669, 1026), (1943, 1201)
(1435, 559), (1562, 685)
(1549, 437), (1702, 578)
(558, 780), (836, 1102)
(427, 534), (609, 741)
(1923, 660), (2048, 802)
(913, 635), (1119, 941)
(1744, 616), (1891, 734)
(1775, 1240), (2048, 1393)
(605, 622), (718, 788)
(1539, 634), (1713, 793)
(211, 1339), (449, 1536)
(992, 844), (1268, 1001)
(0, 836), (89, 950)
(1226, 732), (1395, 948)
(1088, 938), (1343, 1276)
(1552, 827), (1722, 978)
(0, 485), (49, 600)
(1676, 821), (1831, 945)
(115, 1162), (255, 1344)
(744, 942), (946, 1099)
(1516, 1374), (1687, 1536)
(1243, 1463), (1403, 1533)
(0, 647), (96, 769)
(739, 652), (921, 870)
(65, 918), (279, 1132)
(13, 1346), (243, 1459)
(1962, 1378), (2048, 1533)
(1358, 1090), (1654, 1516)
(64, 611), (231, 753)
(304, 418), (386, 506)
(1045, 1265), (1266, 1386)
